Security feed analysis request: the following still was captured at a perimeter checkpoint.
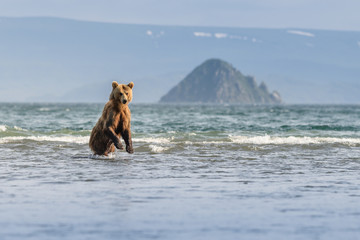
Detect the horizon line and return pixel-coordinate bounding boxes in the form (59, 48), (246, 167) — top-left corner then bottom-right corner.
(1, 15), (359, 33)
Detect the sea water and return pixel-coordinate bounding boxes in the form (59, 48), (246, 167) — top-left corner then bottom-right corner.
(0, 103), (359, 240)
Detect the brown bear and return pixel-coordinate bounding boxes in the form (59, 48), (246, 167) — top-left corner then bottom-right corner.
(89, 81), (134, 156)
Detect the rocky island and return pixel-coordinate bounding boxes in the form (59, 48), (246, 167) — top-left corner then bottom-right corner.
(160, 59), (281, 104)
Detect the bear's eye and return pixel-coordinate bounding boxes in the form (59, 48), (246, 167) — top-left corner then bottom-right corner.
(119, 92), (123, 96)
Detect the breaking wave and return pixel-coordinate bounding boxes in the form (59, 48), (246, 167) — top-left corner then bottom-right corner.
(0, 125), (27, 132)
(1, 130), (359, 150)
(133, 137), (172, 144)
(0, 125), (6, 132)
(229, 135), (360, 146)
(0, 136), (89, 144)
(149, 145), (170, 153)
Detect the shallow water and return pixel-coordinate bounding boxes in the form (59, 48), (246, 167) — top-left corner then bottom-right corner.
(1, 103), (360, 239)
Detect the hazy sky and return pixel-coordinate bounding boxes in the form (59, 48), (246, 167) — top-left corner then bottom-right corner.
(1, 0), (360, 31)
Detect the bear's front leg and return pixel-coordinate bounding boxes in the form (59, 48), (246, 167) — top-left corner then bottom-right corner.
(122, 129), (134, 154)
(106, 139), (122, 153)
(105, 127), (123, 150)
(114, 140), (123, 150)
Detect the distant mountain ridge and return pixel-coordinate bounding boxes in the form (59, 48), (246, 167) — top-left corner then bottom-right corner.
(160, 59), (281, 104)
(0, 17), (360, 103)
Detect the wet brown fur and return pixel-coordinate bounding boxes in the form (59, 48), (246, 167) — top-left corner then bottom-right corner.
(89, 81), (134, 156)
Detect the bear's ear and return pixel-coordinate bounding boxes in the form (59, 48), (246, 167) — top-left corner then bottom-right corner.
(112, 81), (119, 89)
(110, 81), (118, 100)
(128, 82), (134, 89)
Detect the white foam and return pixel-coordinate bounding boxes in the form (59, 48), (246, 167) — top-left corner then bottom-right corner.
(133, 137), (172, 144)
(0, 135), (173, 146)
(0, 135), (89, 144)
(287, 30), (315, 37)
(146, 30), (153, 36)
(0, 125), (28, 132)
(14, 126), (28, 131)
(38, 107), (51, 111)
(149, 145), (169, 153)
(230, 135), (360, 146)
(183, 140), (229, 145)
(90, 153), (115, 160)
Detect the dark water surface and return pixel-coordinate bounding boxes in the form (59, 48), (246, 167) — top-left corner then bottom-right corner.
(1, 103), (360, 239)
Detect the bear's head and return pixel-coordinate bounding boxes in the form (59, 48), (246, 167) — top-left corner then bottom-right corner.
(109, 81), (134, 105)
